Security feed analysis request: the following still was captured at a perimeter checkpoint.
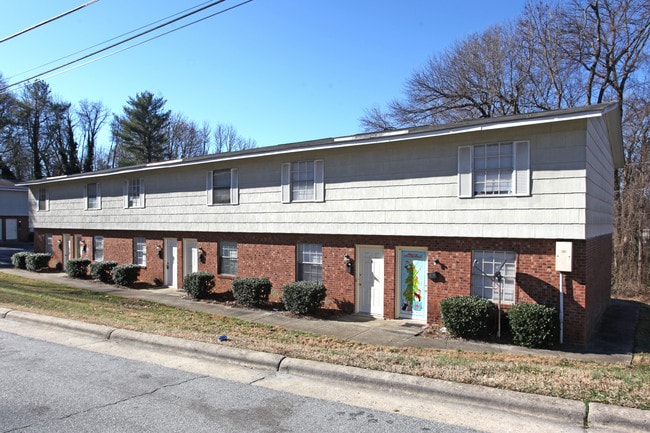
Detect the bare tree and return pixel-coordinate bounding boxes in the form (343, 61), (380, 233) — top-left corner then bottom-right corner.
(213, 123), (256, 153)
(166, 113), (211, 159)
(77, 100), (109, 172)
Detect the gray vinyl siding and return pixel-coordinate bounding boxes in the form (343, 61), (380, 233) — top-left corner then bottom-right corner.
(585, 116), (616, 239)
(27, 117), (612, 241)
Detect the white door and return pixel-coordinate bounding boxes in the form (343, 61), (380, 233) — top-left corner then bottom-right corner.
(5, 218), (17, 240)
(164, 238), (178, 287)
(357, 245), (384, 316)
(182, 238), (198, 281)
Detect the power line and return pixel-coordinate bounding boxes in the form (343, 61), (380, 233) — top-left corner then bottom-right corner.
(1, 0), (252, 92)
(37, 0), (254, 84)
(6, 1), (216, 82)
(0, 0), (99, 44)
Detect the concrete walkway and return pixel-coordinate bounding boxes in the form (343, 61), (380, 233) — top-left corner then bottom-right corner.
(0, 267), (639, 364)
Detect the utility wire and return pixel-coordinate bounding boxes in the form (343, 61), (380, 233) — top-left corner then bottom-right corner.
(37, 0), (254, 84)
(0, 0), (99, 44)
(1, 0), (244, 92)
(6, 0), (216, 82)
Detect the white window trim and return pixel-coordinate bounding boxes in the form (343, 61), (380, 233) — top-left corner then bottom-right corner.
(281, 160), (325, 203)
(206, 168), (239, 205)
(471, 250), (516, 304)
(123, 178), (145, 209)
(84, 183), (102, 210)
(134, 237), (147, 267)
(458, 141), (530, 198)
(218, 241), (238, 275)
(93, 235), (104, 262)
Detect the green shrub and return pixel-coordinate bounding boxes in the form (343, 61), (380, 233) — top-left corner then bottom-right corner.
(282, 281), (326, 315)
(183, 272), (215, 299)
(64, 258), (91, 278)
(11, 252), (30, 269)
(440, 295), (497, 339)
(232, 277), (272, 307)
(112, 264), (141, 287)
(89, 261), (118, 284)
(508, 303), (560, 348)
(25, 253), (51, 271)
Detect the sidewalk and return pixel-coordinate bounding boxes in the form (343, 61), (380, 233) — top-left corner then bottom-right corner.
(0, 267), (638, 364)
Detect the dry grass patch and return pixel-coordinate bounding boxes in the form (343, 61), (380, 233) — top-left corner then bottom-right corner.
(1, 272), (649, 409)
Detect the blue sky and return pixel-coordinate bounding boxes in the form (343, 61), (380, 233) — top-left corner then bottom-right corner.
(0, 0), (529, 149)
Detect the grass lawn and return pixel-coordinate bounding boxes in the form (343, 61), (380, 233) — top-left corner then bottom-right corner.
(1, 272), (649, 410)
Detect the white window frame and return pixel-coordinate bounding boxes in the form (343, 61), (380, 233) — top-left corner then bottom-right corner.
(45, 233), (53, 254)
(85, 182), (101, 210)
(281, 160), (324, 203)
(93, 235), (104, 261)
(218, 241), (238, 275)
(471, 250), (516, 304)
(458, 141), (529, 198)
(134, 237), (147, 267)
(37, 188), (49, 211)
(297, 243), (323, 283)
(123, 178), (145, 208)
(206, 168), (239, 205)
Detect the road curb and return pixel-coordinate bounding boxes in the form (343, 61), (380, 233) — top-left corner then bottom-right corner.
(588, 402), (650, 432)
(108, 328), (285, 372)
(3, 309), (115, 339)
(279, 357), (586, 427)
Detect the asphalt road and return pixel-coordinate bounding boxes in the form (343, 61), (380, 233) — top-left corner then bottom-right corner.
(0, 330), (479, 433)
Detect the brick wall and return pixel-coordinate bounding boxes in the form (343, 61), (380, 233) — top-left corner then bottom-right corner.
(32, 228), (611, 347)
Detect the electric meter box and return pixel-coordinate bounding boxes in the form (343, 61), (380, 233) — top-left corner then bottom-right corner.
(556, 241), (572, 272)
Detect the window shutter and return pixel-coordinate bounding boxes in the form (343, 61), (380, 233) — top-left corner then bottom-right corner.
(458, 146), (473, 198)
(206, 171), (214, 205)
(281, 163), (291, 203)
(123, 180), (129, 208)
(45, 190), (50, 211)
(513, 141), (530, 196)
(140, 178), (145, 208)
(230, 168), (239, 205)
(314, 160), (324, 202)
(83, 185), (88, 210)
(96, 183), (102, 209)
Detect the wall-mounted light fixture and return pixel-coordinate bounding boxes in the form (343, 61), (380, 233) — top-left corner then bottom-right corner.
(428, 271), (440, 280)
(57, 239), (63, 250)
(80, 240), (87, 254)
(198, 246), (206, 264)
(156, 244), (163, 259)
(343, 254), (354, 274)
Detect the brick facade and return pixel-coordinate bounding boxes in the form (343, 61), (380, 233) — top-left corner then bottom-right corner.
(34, 228), (609, 347)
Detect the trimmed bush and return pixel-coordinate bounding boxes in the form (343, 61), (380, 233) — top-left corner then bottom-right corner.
(282, 281), (326, 315)
(64, 258), (91, 278)
(25, 253), (51, 271)
(232, 277), (272, 307)
(89, 261), (118, 284)
(183, 272), (216, 299)
(440, 295), (497, 339)
(112, 264), (141, 287)
(508, 303), (560, 349)
(11, 252), (30, 269)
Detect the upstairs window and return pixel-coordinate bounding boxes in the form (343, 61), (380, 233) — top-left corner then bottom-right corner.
(85, 183), (101, 209)
(206, 168), (239, 205)
(471, 250), (516, 304)
(218, 241), (238, 275)
(297, 243), (322, 283)
(458, 141), (529, 198)
(134, 237), (146, 266)
(281, 160), (324, 203)
(37, 188), (49, 211)
(124, 178), (145, 208)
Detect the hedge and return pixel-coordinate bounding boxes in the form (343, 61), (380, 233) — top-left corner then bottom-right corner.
(440, 295), (497, 339)
(11, 252), (30, 269)
(112, 264), (141, 287)
(508, 303), (560, 348)
(89, 261), (118, 284)
(282, 281), (326, 315)
(183, 272), (216, 299)
(25, 253), (51, 271)
(232, 277), (272, 307)
(64, 258), (91, 279)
